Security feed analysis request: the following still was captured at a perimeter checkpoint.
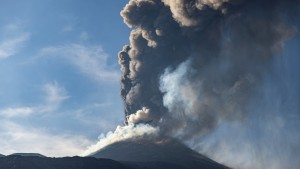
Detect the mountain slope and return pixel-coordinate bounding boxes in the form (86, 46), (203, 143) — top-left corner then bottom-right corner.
(0, 156), (129, 169)
(90, 139), (229, 169)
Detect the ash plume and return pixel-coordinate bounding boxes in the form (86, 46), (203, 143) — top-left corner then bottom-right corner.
(116, 0), (300, 168)
(120, 0), (298, 135)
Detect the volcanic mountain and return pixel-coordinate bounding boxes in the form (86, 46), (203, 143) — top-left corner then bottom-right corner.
(0, 139), (230, 169)
(90, 139), (229, 169)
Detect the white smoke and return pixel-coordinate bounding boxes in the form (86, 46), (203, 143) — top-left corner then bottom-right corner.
(159, 54), (300, 169)
(127, 107), (152, 124)
(160, 60), (197, 119)
(82, 108), (159, 156)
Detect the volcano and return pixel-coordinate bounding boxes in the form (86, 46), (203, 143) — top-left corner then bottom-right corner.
(90, 139), (230, 169)
(0, 141), (230, 169)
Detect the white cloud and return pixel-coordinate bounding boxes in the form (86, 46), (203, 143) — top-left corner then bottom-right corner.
(0, 82), (93, 157)
(0, 23), (30, 59)
(0, 107), (35, 118)
(39, 44), (120, 83)
(0, 82), (69, 118)
(41, 82), (70, 112)
(0, 120), (92, 157)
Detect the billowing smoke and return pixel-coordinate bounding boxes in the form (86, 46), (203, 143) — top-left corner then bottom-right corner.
(115, 0), (300, 168)
(87, 0), (300, 168)
(82, 108), (159, 156)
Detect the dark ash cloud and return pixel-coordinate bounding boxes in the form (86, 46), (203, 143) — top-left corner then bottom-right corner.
(118, 0), (300, 168)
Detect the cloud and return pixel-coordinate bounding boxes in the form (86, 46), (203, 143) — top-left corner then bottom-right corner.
(0, 107), (35, 118)
(38, 44), (120, 83)
(0, 82), (103, 157)
(41, 81), (70, 112)
(0, 82), (69, 118)
(0, 23), (30, 59)
(0, 120), (92, 157)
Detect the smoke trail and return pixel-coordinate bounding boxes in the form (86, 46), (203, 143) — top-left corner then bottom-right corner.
(116, 0), (300, 168)
(82, 108), (159, 156)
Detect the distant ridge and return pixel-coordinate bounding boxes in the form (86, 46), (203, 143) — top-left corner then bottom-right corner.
(0, 154), (4, 157)
(0, 156), (129, 169)
(9, 153), (46, 158)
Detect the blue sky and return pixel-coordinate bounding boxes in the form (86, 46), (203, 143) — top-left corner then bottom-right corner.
(0, 0), (130, 156)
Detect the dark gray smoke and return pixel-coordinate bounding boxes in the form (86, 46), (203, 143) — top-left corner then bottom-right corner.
(118, 0), (300, 168)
